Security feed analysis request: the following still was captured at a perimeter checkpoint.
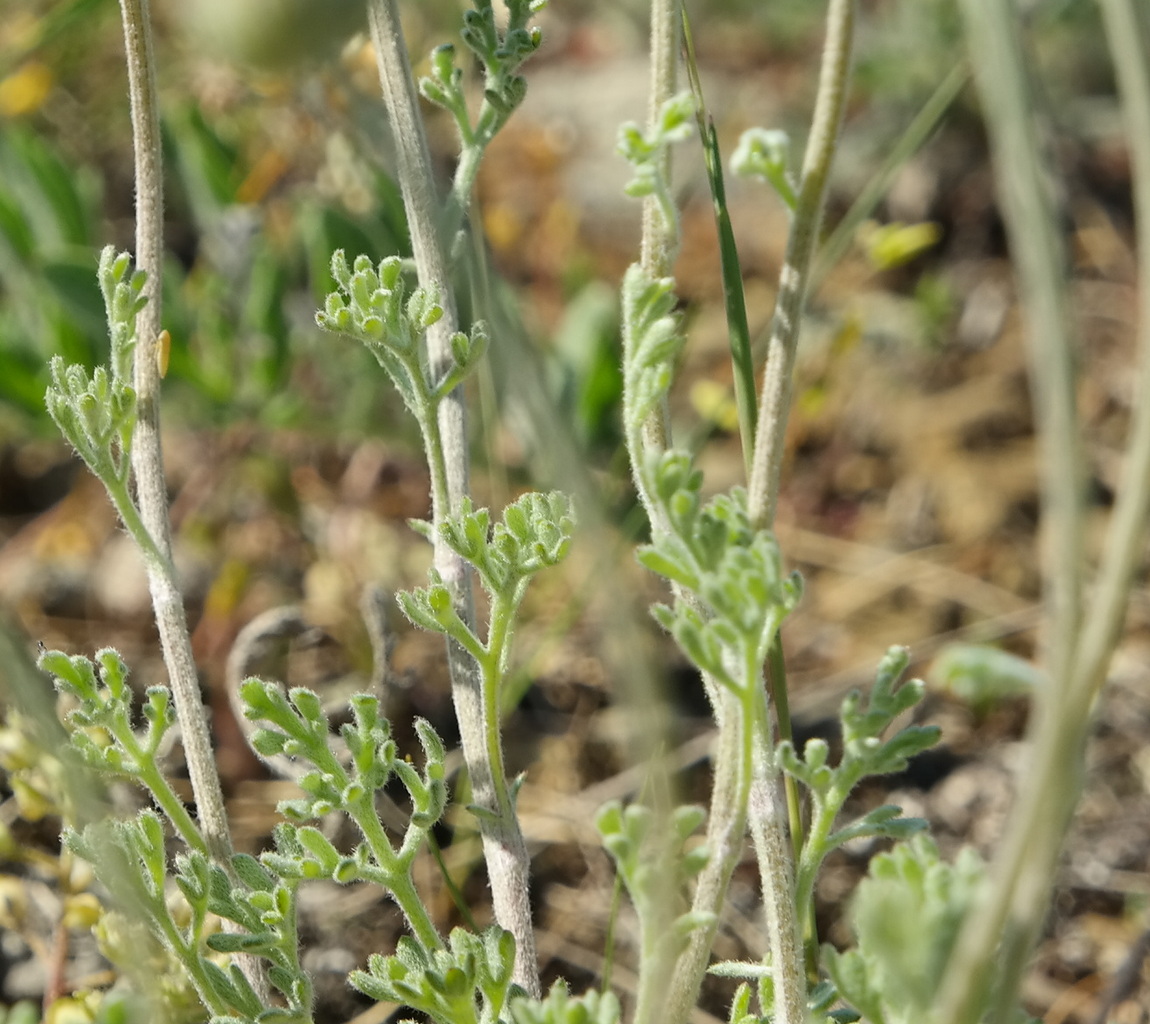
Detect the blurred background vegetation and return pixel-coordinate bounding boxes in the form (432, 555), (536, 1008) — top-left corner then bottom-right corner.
(0, 0), (1119, 445)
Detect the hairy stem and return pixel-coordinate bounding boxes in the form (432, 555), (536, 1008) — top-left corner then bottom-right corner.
(133, 757), (209, 857)
(747, 0), (856, 532)
(639, 0), (680, 454)
(118, 0), (232, 870)
(749, 697), (806, 1024)
(736, 5), (855, 1019)
(349, 793), (443, 953)
(365, 0), (539, 994)
(662, 690), (750, 1024)
(642, 0), (682, 280)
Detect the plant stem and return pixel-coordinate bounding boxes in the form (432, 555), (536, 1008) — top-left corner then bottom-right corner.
(738, 5), (854, 1019)
(350, 793), (443, 952)
(622, 0), (682, 530)
(117, 0), (233, 870)
(639, 0), (680, 456)
(768, 635), (818, 981)
(749, 702), (806, 1024)
(747, 0), (856, 533)
(643, 0), (682, 281)
(766, 637), (802, 864)
(936, 2), (1089, 1020)
(1083, 0), (1150, 713)
(365, 0), (539, 994)
(161, 916), (232, 1019)
(451, 144), (485, 236)
(937, 4), (1150, 1021)
(661, 689), (750, 1024)
(971, 2), (1086, 695)
(480, 593), (528, 882)
(132, 755), (210, 857)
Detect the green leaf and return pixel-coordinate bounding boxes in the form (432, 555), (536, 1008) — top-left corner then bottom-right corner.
(276, 798), (319, 824)
(205, 931), (257, 954)
(827, 809), (929, 850)
(730, 127), (797, 211)
(294, 826), (340, 874)
(397, 589), (448, 636)
(635, 544), (699, 590)
(822, 947), (883, 1024)
(224, 962), (265, 1020)
(250, 728), (288, 757)
(232, 853), (276, 892)
(841, 836), (987, 1021)
(200, 959), (241, 1009)
(509, 982), (621, 1024)
(175, 852), (209, 905)
(928, 643), (1044, 711)
(288, 687), (325, 725)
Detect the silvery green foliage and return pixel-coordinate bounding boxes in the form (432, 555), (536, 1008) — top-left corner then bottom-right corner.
(779, 646), (939, 916)
(97, 246), (147, 385)
(399, 492), (575, 656)
(316, 250), (488, 414)
(730, 128), (797, 212)
(639, 474), (802, 695)
(38, 648), (173, 779)
(39, 647), (202, 852)
(615, 89), (948, 1024)
(421, 0), (549, 150)
(45, 246), (144, 489)
(620, 266), (683, 436)
(67, 815), (313, 1024)
(596, 802), (715, 980)
(509, 982), (621, 1024)
(719, 978), (761, 1024)
(429, 491), (574, 595)
(617, 123), (805, 692)
(929, 642), (1044, 714)
(823, 835), (999, 1024)
(617, 92), (696, 237)
(615, 94), (696, 437)
(241, 680), (447, 863)
(42, 645), (456, 1024)
(351, 926), (517, 1024)
(183, 851), (312, 1024)
(733, 647), (940, 1023)
(41, 648), (317, 1022)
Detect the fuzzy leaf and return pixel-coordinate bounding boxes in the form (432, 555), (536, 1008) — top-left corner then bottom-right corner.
(232, 853), (276, 892)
